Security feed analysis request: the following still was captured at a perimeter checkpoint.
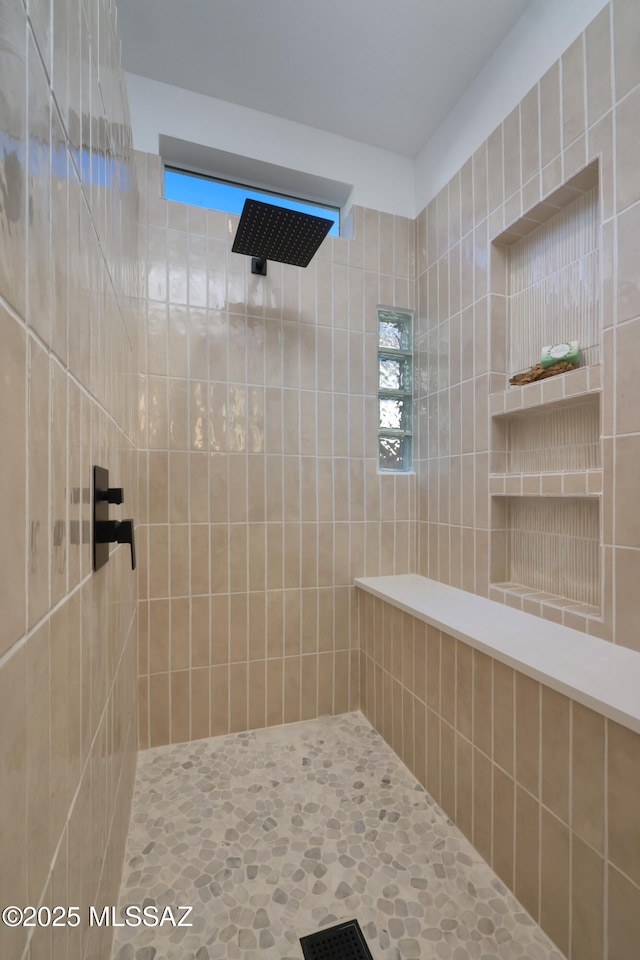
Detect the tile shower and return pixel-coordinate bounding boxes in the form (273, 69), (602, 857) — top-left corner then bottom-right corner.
(1, 2), (640, 960)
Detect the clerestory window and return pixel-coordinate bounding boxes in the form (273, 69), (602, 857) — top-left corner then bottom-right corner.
(164, 167), (340, 235)
(377, 307), (413, 472)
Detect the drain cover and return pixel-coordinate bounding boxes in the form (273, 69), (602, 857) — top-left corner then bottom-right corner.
(299, 919), (374, 960)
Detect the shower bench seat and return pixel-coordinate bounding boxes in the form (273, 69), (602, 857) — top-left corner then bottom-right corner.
(355, 573), (640, 735)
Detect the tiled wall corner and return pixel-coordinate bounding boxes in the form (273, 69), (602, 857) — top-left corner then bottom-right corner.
(0, 2), (140, 959)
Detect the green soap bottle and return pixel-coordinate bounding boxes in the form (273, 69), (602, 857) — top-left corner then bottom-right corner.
(540, 341), (580, 368)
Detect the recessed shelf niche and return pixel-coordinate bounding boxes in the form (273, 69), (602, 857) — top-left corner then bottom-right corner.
(489, 163), (603, 623)
(492, 496), (600, 613)
(492, 393), (600, 476)
(492, 161), (600, 383)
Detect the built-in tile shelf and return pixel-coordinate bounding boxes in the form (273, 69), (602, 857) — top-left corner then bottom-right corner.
(489, 363), (601, 417)
(489, 471), (602, 497)
(489, 582), (601, 622)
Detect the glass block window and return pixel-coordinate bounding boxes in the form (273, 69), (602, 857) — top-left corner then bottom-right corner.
(377, 307), (413, 471)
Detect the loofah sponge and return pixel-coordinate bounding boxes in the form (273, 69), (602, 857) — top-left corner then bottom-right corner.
(509, 360), (576, 386)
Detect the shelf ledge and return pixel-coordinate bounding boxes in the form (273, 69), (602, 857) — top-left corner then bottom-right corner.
(490, 363), (601, 418)
(489, 471), (602, 497)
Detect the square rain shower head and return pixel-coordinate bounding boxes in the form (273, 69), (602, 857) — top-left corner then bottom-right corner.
(231, 199), (333, 269)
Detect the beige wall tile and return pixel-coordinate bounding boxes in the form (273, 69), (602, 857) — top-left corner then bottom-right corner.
(540, 686), (570, 823)
(472, 650), (492, 757)
(229, 661), (248, 732)
(515, 672), (540, 796)
(472, 748), (492, 863)
(171, 669), (190, 743)
(562, 35), (585, 147)
(503, 108), (521, 199)
(440, 720), (456, 818)
(608, 865), (640, 960)
(540, 810), (570, 956)
(572, 701), (605, 852)
(149, 672), (170, 746)
(608, 719), (640, 885)
(492, 767), (514, 888)
(571, 834), (604, 960)
(207, 663), (227, 736)
(0, 306), (27, 653)
(617, 201), (640, 323)
(615, 319), (640, 435)
(586, 6), (612, 126)
(28, 339), (50, 626)
(615, 434), (640, 547)
(456, 733), (473, 839)
(540, 61), (561, 166)
(515, 786), (540, 920)
(0, 643), (28, 955)
(615, 85), (640, 212)
(614, 546), (640, 651)
(493, 660), (514, 775)
(426, 708), (441, 803)
(440, 632), (456, 726)
(613, 0), (640, 100)
(487, 126), (504, 213)
(456, 641), (473, 740)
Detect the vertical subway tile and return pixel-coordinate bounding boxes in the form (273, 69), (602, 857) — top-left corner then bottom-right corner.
(473, 650), (492, 757)
(28, 338), (51, 626)
(473, 748), (492, 864)
(515, 672), (540, 796)
(562, 35), (585, 147)
(571, 834), (604, 960)
(615, 85), (640, 212)
(455, 733), (473, 839)
(540, 61), (562, 167)
(540, 810), (570, 956)
(608, 865), (640, 960)
(515, 786), (540, 920)
(613, 0), (640, 100)
(0, 306), (26, 653)
(540, 686), (570, 823)
(492, 767), (514, 888)
(608, 719), (640, 885)
(520, 86), (540, 185)
(456, 640), (473, 740)
(586, 6), (612, 126)
(0, 644), (27, 959)
(503, 107), (521, 199)
(0, 0), (27, 318)
(493, 660), (514, 775)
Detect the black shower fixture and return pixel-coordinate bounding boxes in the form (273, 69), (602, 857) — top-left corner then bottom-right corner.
(231, 198), (333, 274)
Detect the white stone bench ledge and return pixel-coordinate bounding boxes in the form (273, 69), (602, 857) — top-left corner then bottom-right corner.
(355, 574), (640, 736)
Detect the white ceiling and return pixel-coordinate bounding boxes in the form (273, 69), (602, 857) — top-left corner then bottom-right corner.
(116, 0), (532, 158)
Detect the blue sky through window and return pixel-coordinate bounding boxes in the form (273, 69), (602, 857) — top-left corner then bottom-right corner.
(164, 168), (340, 236)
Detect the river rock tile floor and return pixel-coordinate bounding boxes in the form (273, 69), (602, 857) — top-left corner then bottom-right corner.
(111, 712), (564, 960)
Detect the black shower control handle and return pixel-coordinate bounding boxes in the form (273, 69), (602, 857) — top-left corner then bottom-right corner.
(98, 487), (124, 504)
(95, 519), (136, 570)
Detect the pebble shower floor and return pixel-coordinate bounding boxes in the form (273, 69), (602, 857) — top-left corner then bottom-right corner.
(111, 713), (564, 960)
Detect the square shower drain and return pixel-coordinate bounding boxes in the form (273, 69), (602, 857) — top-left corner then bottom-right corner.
(299, 919), (374, 960)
